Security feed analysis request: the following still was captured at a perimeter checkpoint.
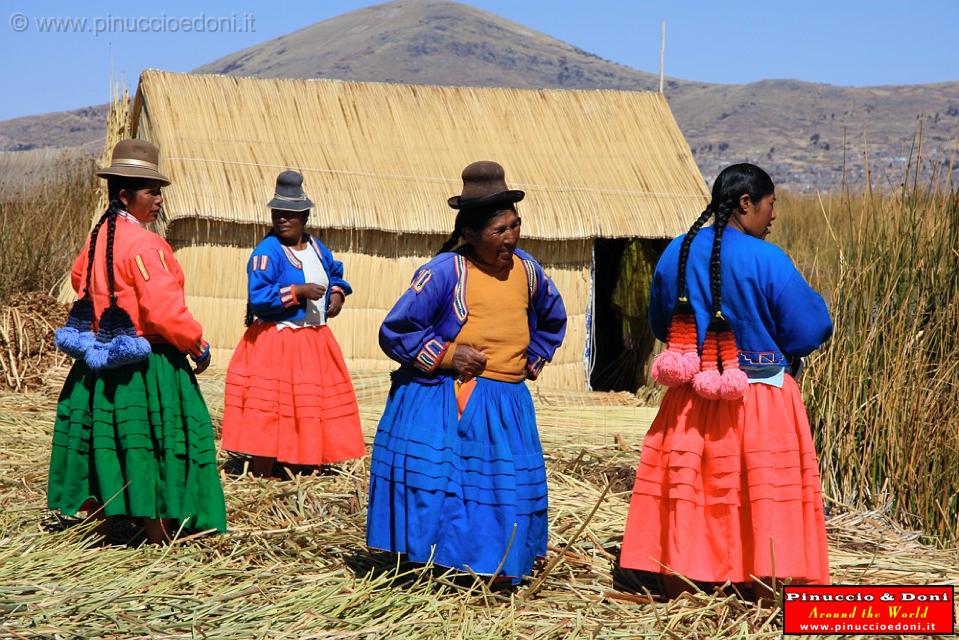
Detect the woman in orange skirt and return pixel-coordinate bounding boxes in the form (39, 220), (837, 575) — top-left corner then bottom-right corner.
(619, 163), (833, 598)
(221, 171), (364, 476)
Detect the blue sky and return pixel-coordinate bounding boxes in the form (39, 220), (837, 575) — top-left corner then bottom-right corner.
(1, 0), (957, 120)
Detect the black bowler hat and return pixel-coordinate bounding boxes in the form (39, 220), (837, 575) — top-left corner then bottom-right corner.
(267, 170), (314, 212)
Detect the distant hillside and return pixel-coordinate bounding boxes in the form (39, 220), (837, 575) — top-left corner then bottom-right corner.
(0, 105), (108, 152)
(2, 0), (957, 191)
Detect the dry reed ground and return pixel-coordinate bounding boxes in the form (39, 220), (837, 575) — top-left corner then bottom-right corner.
(1, 368), (956, 639)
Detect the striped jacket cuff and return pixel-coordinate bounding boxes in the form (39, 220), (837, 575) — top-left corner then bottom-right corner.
(189, 338), (210, 361)
(280, 285), (299, 308)
(414, 338), (450, 373)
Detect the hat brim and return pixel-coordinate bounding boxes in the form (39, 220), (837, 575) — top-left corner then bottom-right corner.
(267, 197), (314, 212)
(95, 166), (171, 186)
(448, 189), (525, 210)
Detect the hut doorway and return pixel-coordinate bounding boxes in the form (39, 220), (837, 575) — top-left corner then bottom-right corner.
(589, 238), (667, 393)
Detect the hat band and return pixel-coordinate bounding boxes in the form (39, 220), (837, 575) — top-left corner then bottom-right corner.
(272, 193), (308, 202)
(111, 158), (160, 171)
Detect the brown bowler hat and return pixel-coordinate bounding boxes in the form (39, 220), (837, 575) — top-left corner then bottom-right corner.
(447, 160), (525, 210)
(95, 139), (171, 185)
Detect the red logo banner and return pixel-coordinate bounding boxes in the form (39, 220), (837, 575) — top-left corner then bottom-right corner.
(783, 585), (955, 635)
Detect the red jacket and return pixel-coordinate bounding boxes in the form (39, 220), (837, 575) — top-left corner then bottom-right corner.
(70, 215), (207, 358)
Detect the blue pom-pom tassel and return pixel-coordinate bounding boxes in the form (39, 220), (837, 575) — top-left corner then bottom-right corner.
(84, 340), (111, 370)
(84, 304), (152, 370)
(55, 298), (97, 359)
(104, 334), (151, 369)
(54, 327), (96, 359)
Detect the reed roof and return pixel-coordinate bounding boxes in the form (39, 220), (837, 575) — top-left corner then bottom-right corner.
(133, 70), (708, 240)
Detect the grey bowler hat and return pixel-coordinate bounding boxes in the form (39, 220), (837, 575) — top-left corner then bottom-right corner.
(267, 170), (314, 212)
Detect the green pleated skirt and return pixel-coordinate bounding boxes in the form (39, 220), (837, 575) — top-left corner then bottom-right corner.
(47, 345), (227, 532)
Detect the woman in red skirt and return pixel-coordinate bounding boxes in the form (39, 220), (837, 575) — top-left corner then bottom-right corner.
(619, 163), (833, 599)
(222, 171), (364, 476)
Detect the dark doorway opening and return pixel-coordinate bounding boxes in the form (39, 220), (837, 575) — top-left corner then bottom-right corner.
(589, 238), (669, 393)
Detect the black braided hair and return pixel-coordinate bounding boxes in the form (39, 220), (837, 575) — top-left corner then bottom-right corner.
(104, 213), (119, 304)
(436, 205), (518, 256)
(708, 199), (734, 317)
(81, 198), (123, 299)
(676, 205), (713, 300)
(693, 163), (775, 320)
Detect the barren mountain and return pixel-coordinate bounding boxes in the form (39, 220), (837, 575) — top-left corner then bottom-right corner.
(2, 0), (957, 191)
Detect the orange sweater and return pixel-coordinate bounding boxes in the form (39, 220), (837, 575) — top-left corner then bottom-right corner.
(442, 255), (530, 382)
(70, 215), (207, 358)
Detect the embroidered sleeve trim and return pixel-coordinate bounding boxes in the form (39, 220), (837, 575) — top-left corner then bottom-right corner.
(414, 338), (450, 373)
(453, 255), (468, 322)
(134, 255), (150, 281)
(522, 259), (538, 298)
(251, 255), (271, 272)
(280, 285), (299, 308)
(411, 269), (432, 293)
(157, 250), (170, 272)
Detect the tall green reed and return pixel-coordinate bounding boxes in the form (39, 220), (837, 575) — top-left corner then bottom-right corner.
(776, 184), (959, 544)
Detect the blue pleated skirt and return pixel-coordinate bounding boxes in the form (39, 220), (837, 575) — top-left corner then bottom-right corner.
(366, 375), (548, 583)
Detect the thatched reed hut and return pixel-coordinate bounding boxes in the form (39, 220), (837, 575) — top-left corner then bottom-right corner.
(125, 69), (707, 390)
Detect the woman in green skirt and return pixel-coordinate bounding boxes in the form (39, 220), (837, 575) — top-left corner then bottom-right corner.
(49, 139), (226, 543)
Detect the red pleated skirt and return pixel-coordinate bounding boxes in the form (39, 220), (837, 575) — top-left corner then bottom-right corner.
(222, 322), (364, 465)
(620, 375), (830, 584)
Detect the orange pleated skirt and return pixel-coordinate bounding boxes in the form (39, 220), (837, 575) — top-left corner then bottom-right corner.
(222, 322), (364, 465)
(620, 375), (830, 584)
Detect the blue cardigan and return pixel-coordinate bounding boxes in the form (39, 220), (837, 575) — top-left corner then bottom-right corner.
(649, 226), (832, 368)
(379, 248), (567, 384)
(247, 234), (352, 323)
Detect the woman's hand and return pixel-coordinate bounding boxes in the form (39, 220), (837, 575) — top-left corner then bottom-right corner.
(294, 283), (327, 300)
(452, 345), (487, 379)
(328, 290), (345, 318)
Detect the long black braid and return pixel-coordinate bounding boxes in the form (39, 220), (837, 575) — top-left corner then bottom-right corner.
(104, 213), (119, 304)
(81, 198), (123, 299)
(676, 204), (714, 301)
(708, 199), (735, 318)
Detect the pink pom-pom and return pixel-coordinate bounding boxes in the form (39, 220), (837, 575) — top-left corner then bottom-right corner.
(692, 369), (723, 400)
(679, 351), (701, 379)
(718, 368), (749, 400)
(651, 349), (699, 387)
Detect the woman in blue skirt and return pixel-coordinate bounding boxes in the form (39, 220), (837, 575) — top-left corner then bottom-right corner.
(366, 161), (567, 583)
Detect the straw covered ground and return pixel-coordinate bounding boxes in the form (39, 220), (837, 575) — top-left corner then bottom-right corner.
(1, 369), (957, 640)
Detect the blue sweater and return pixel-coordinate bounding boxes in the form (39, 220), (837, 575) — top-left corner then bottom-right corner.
(649, 226), (832, 368)
(247, 234), (352, 323)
